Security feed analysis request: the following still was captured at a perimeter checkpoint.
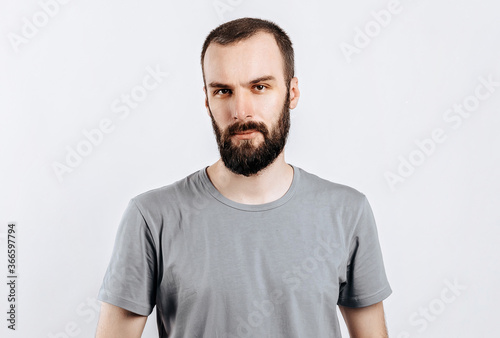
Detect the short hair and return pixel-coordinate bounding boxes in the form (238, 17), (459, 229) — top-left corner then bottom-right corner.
(201, 17), (295, 87)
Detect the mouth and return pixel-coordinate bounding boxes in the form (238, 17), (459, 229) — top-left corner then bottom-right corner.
(233, 130), (258, 139)
(236, 129), (256, 134)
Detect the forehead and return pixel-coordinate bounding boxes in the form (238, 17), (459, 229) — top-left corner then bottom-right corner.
(203, 31), (285, 84)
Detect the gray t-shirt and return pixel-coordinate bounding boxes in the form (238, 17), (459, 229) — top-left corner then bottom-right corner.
(97, 164), (392, 337)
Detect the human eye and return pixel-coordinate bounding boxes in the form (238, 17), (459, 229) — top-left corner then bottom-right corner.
(214, 88), (232, 95)
(254, 84), (266, 91)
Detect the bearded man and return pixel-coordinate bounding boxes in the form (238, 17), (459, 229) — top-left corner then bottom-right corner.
(96, 17), (392, 338)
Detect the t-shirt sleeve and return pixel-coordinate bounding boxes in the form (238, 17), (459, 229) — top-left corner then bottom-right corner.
(337, 195), (392, 307)
(97, 199), (157, 316)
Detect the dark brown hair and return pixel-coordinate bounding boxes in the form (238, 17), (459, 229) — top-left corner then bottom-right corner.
(201, 17), (294, 87)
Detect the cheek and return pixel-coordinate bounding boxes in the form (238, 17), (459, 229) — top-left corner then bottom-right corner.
(209, 102), (232, 124)
(255, 95), (283, 118)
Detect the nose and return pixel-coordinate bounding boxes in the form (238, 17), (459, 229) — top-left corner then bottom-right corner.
(232, 89), (253, 120)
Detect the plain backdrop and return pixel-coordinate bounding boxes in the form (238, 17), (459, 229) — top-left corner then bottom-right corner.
(1, 0), (499, 337)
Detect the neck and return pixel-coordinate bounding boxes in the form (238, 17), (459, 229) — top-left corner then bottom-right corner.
(206, 152), (294, 205)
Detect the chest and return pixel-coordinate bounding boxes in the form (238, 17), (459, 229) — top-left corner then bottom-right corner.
(158, 208), (349, 313)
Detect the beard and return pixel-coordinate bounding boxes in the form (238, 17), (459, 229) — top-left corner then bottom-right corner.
(208, 88), (291, 177)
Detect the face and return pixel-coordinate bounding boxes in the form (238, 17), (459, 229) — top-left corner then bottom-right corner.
(207, 88), (290, 176)
(203, 31), (299, 176)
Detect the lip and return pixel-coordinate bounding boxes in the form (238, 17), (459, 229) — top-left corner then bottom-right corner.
(233, 130), (258, 139)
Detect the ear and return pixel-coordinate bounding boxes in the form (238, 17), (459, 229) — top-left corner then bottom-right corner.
(288, 77), (300, 110)
(203, 86), (210, 116)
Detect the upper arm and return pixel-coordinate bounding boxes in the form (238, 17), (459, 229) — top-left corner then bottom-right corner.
(95, 302), (148, 338)
(339, 301), (388, 338)
(338, 196), (392, 308)
(97, 199), (158, 317)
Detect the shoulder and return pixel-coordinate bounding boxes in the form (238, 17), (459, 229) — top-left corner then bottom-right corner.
(130, 168), (203, 214)
(295, 165), (367, 206)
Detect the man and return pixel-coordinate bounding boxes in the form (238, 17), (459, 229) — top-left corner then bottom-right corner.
(96, 17), (392, 338)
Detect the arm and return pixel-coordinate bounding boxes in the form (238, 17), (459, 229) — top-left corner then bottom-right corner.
(95, 302), (148, 338)
(339, 301), (388, 338)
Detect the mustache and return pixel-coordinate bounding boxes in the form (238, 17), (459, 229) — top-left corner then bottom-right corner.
(227, 120), (269, 137)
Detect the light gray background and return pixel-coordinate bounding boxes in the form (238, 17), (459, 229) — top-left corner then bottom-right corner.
(1, 0), (499, 337)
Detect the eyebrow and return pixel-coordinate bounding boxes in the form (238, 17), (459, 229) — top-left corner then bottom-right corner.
(207, 75), (276, 89)
(249, 75), (276, 84)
